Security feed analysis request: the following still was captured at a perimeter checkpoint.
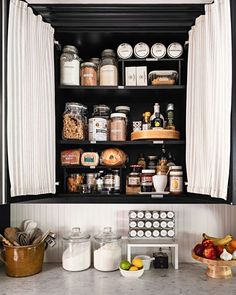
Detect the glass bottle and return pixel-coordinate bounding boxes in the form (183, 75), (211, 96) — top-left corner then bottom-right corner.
(100, 49), (118, 86)
(137, 153), (146, 169)
(142, 112), (151, 130)
(113, 170), (120, 193)
(151, 103), (163, 129)
(166, 103), (175, 130)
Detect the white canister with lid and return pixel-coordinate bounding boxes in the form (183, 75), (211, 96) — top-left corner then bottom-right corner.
(94, 227), (122, 272)
(134, 42), (150, 59)
(167, 42), (183, 58)
(151, 43), (166, 59)
(170, 166), (183, 194)
(62, 227), (91, 271)
(117, 43), (133, 59)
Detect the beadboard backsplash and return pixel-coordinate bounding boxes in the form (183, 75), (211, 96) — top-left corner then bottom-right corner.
(11, 204), (236, 263)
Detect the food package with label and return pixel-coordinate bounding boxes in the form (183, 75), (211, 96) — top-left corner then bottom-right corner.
(81, 152), (100, 167)
(100, 148), (128, 167)
(61, 149), (83, 166)
(148, 70), (178, 86)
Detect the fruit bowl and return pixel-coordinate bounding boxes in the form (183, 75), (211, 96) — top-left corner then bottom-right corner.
(192, 251), (236, 279)
(119, 267), (144, 278)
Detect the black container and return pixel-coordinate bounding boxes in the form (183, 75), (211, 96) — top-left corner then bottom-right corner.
(153, 251), (168, 269)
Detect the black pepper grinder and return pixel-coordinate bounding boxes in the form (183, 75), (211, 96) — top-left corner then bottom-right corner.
(153, 248), (169, 269)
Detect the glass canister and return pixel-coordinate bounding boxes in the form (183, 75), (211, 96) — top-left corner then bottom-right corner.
(93, 227), (122, 271)
(60, 45), (80, 86)
(81, 62), (97, 86)
(89, 57), (100, 84)
(62, 227), (91, 271)
(100, 49), (118, 86)
(62, 102), (86, 140)
(169, 166), (183, 195)
(89, 105), (110, 141)
(110, 113), (127, 141)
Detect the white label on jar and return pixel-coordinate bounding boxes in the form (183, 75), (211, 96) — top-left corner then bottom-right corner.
(153, 221), (160, 228)
(160, 221), (167, 228)
(167, 221), (174, 228)
(153, 230), (160, 237)
(160, 229), (167, 237)
(137, 211), (144, 218)
(168, 230), (175, 237)
(170, 176), (183, 193)
(128, 177), (140, 186)
(145, 230), (152, 238)
(104, 178), (114, 187)
(145, 221), (152, 228)
(89, 118), (108, 141)
(61, 60), (80, 86)
(100, 65), (118, 86)
(167, 211), (174, 219)
(138, 221), (145, 228)
(130, 211), (137, 219)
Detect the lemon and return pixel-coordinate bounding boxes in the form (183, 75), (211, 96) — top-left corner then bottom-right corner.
(131, 258), (143, 268)
(119, 260), (131, 270)
(129, 266), (138, 271)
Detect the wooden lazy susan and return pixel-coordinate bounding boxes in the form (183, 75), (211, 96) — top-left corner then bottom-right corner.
(192, 251), (236, 279)
(131, 129), (180, 141)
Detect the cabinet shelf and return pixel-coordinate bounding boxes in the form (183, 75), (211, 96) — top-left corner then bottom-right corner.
(118, 58), (184, 62)
(62, 165), (126, 170)
(59, 85), (186, 90)
(57, 140), (185, 146)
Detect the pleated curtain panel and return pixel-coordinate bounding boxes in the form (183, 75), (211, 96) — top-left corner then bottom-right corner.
(186, 0), (232, 200)
(7, 0), (56, 196)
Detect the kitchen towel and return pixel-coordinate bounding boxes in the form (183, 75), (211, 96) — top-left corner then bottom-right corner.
(7, 0), (56, 196)
(186, 0), (232, 200)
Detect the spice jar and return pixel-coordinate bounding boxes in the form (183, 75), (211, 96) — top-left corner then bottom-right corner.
(62, 102), (86, 140)
(170, 166), (183, 195)
(62, 227), (91, 271)
(94, 227), (122, 272)
(110, 113), (127, 141)
(67, 174), (84, 192)
(81, 62), (97, 86)
(89, 57), (100, 84)
(89, 105), (110, 141)
(60, 45), (80, 86)
(141, 169), (155, 192)
(100, 49), (118, 86)
(127, 172), (140, 187)
(104, 173), (115, 192)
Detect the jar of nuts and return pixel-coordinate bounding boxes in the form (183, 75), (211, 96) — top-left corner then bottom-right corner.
(62, 102), (86, 140)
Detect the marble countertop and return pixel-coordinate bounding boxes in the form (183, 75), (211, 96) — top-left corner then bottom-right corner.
(0, 263), (236, 295)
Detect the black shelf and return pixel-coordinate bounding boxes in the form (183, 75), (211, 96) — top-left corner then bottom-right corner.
(59, 85), (185, 90)
(62, 165), (126, 170)
(58, 140), (185, 146)
(118, 58), (184, 62)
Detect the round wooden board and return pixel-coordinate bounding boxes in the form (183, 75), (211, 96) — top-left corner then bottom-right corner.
(192, 251), (236, 279)
(131, 129), (180, 141)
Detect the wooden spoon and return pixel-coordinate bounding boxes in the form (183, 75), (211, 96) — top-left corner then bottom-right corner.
(4, 227), (20, 246)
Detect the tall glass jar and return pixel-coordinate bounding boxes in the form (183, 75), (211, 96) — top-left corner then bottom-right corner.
(100, 49), (118, 86)
(62, 102), (86, 140)
(89, 105), (110, 141)
(62, 227), (91, 271)
(94, 227), (122, 271)
(110, 113), (127, 141)
(60, 45), (80, 86)
(89, 57), (100, 84)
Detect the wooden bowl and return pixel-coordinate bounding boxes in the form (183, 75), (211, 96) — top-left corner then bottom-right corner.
(192, 251), (236, 279)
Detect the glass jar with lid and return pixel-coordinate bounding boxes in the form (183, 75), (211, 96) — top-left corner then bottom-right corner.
(60, 45), (80, 86)
(89, 58), (100, 84)
(89, 104), (110, 141)
(62, 227), (91, 271)
(100, 49), (118, 86)
(93, 227), (122, 271)
(169, 166), (183, 195)
(62, 102), (86, 140)
(81, 62), (97, 86)
(110, 113), (127, 141)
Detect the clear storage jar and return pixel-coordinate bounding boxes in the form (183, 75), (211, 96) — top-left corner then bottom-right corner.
(93, 227), (122, 272)
(81, 62), (97, 86)
(89, 105), (110, 141)
(62, 227), (91, 271)
(110, 113), (127, 141)
(62, 102), (86, 140)
(60, 45), (80, 86)
(100, 49), (118, 86)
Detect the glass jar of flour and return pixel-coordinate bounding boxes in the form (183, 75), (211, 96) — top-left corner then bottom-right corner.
(62, 227), (91, 271)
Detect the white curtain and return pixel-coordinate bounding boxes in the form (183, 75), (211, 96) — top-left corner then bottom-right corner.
(7, 0), (56, 196)
(186, 0), (232, 200)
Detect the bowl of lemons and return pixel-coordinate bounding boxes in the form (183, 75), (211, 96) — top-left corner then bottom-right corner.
(119, 258), (144, 278)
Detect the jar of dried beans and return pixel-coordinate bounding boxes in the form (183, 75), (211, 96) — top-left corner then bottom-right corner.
(62, 102), (86, 140)
(81, 62), (97, 86)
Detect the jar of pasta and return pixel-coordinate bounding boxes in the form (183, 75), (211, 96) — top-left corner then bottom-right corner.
(81, 62), (97, 86)
(62, 102), (86, 140)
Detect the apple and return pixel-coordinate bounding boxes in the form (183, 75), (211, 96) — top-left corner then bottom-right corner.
(203, 246), (217, 260)
(194, 244), (205, 257)
(215, 245), (224, 258)
(202, 239), (214, 248)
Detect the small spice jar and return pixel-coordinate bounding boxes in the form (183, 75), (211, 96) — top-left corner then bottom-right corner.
(110, 113), (127, 141)
(169, 166), (183, 195)
(81, 62), (97, 86)
(141, 169), (155, 192)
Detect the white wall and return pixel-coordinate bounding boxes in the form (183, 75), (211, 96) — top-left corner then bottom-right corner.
(11, 203), (236, 263)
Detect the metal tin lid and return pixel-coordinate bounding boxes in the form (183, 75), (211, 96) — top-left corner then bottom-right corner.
(94, 227), (121, 242)
(151, 43), (166, 59)
(63, 45), (78, 54)
(65, 102), (85, 110)
(81, 62), (97, 69)
(142, 169), (156, 174)
(115, 105), (131, 113)
(63, 227), (90, 242)
(117, 43), (133, 59)
(134, 42), (150, 58)
(110, 112), (126, 119)
(101, 49), (116, 58)
(167, 42), (183, 58)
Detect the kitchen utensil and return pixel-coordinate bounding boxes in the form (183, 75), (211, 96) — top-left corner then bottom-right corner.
(119, 267), (144, 278)
(17, 232), (31, 246)
(38, 230), (51, 244)
(4, 227), (20, 246)
(134, 255), (154, 270)
(192, 251), (236, 279)
(0, 234), (13, 246)
(22, 219), (38, 240)
(152, 174), (168, 192)
(30, 228), (42, 244)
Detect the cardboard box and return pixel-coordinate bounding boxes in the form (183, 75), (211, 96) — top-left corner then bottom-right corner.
(125, 67), (136, 86)
(136, 66), (147, 86)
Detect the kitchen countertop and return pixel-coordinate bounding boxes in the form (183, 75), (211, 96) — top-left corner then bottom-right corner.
(0, 263), (236, 295)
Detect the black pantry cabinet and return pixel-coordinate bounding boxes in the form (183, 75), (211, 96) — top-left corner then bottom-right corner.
(1, 1), (236, 206)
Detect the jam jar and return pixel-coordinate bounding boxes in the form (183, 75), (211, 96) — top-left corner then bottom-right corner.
(141, 169), (155, 192)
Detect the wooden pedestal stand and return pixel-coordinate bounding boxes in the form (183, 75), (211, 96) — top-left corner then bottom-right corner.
(131, 129), (180, 141)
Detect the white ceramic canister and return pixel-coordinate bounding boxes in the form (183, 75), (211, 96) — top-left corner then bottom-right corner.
(167, 42), (183, 58)
(152, 174), (168, 192)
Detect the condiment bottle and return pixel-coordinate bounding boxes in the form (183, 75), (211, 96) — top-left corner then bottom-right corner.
(169, 166), (183, 195)
(166, 103), (175, 130)
(137, 153), (146, 169)
(142, 112), (151, 130)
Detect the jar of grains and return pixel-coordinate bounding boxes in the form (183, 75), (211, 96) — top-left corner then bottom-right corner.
(110, 113), (126, 141)
(60, 45), (80, 86)
(100, 49), (118, 86)
(81, 62), (97, 86)
(62, 102), (86, 140)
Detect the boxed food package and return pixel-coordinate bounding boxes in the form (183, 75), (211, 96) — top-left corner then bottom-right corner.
(61, 149), (83, 166)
